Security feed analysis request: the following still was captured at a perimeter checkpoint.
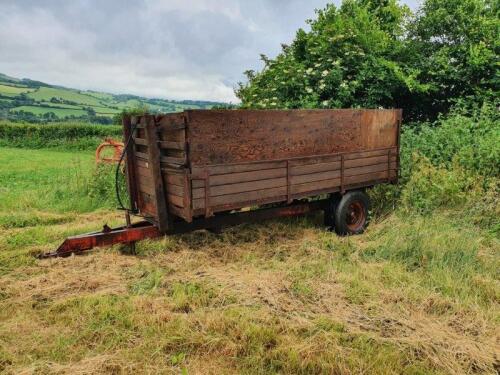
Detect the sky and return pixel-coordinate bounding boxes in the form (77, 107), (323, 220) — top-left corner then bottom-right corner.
(0, 0), (421, 103)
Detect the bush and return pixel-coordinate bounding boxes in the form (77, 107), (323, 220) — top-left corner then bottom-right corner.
(401, 104), (500, 179)
(401, 156), (474, 213)
(0, 121), (121, 150)
(400, 155), (499, 234)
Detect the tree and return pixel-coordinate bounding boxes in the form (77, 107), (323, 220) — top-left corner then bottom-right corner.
(236, 0), (498, 121)
(406, 0), (499, 119)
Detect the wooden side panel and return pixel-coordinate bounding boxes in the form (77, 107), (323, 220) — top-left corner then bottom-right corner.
(190, 147), (399, 216)
(187, 109), (399, 166)
(130, 116), (157, 219)
(130, 110), (402, 222)
(157, 113), (191, 222)
(131, 114), (192, 223)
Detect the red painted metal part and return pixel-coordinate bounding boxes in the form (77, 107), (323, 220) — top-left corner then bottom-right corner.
(39, 221), (160, 259)
(40, 200), (328, 259)
(95, 138), (124, 164)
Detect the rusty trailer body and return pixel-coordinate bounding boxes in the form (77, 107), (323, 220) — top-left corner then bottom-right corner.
(126, 109), (401, 232)
(43, 109), (401, 258)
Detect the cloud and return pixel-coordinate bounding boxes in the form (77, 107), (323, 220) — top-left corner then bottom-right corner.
(0, 0), (422, 102)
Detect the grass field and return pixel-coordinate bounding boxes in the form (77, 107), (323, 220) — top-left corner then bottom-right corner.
(0, 73), (222, 122)
(0, 84), (34, 97)
(10, 105), (87, 117)
(0, 146), (498, 374)
(26, 87), (103, 107)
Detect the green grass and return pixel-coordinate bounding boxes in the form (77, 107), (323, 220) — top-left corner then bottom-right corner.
(0, 145), (498, 374)
(0, 84), (34, 97)
(27, 87), (103, 106)
(10, 105), (87, 118)
(0, 148), (122, 222)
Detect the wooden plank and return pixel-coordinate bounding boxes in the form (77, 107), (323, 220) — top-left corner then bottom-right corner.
(158, 113), (185, 130)
(192, 194), (289, 217)
(191, 160), (287, 178)
(137, 177), (155, 196)
(122, 116), (138, 212)
(290, 170), (341, 185)
(286, 160), (291, 203)
(165, 173), (185, 187)
(344, 163), (390, 177)
(169, 204), (185, 218)
(159, 122), (185, 131)
(162, 131), (185, 143)
(133, 137), (148, 146)
(158, 141), (185, 150)
(145, 116), (170, 232)
(193, 186), (287, 210)
(288, 154), (341, 167)
(136, 159), (149, 169)
(344, 170), (396, 185)
(136, 165), (152, 180)
(168, 194), (184, 208)
(165, 182), (184, 197)
(135, 151), (149, 160)
(192, 177), (287, 199)
(160, 156), (186, 165)
(290, 178), (341, 195)
(344, 155), (396, 169)
(139, 192), (157, 216)
(183, 170), (192, 222)
(344, 148), (397, 160)
(209, 168), (286, 186)
(291, 161), (341, 175)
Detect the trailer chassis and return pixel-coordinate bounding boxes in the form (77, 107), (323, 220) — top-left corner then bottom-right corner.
(40, 199), (328, 259)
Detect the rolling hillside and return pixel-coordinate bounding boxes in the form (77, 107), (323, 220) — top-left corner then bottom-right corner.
(0, 73), (224, 123)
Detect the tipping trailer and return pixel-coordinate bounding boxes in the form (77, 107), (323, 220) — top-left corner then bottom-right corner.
(43, 109), (402, 258)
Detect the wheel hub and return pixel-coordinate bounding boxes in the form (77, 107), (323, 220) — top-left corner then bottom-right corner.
(346, 201), (366, 231)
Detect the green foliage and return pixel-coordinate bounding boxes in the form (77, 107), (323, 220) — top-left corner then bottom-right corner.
(0, 121), (121, 150)
(401, 156), (475, 213)
(237, 0), (499, 121)
(407, 0), (500, 119)
(401, 104), (500, 179)
(370, 103), (499, 219)
(112, 105), (150, 125)
(86, 163), (127, 209)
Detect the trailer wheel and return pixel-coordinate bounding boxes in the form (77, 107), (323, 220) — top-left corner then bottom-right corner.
(334, 190), (370, 235)
(324, 194), (340, 229)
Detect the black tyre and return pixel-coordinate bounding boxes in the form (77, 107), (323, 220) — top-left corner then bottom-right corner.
(334, 190), (371, 235)
(324, 194), (340, 229)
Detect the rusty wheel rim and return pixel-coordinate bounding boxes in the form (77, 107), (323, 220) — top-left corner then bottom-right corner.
(346, 201), (366, 232)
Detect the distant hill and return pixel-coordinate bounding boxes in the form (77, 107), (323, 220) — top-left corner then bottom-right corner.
(0, 73), (225, 124)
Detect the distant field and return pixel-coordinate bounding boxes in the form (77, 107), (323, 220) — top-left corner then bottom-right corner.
(10, 105), (87, 117)
(27, 87), (103, 106)
(0, 73), (223, 122)
(0, 83), (34, 97)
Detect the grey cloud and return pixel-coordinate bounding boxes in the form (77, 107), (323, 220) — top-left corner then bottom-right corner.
(0, 0), (422, 102)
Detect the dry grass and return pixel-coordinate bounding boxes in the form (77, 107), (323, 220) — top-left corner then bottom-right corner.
(0, 212), (498, 374)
